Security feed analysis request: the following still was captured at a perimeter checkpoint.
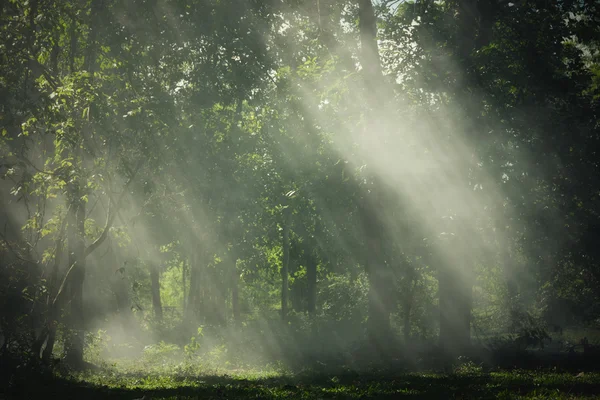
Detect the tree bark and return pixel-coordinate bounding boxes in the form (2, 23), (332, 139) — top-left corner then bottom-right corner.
(64, 196), (86, 367)
(362, 187), (392, 350)
(231, 260), (240, 323)
(496, 213), (518, 330)
(281, 207), (291, 321)
(150, 262), (163, 322)
(182, 260), (187, 312)
(357, 0), (393, 353)
(402, 279), (417, 342)
(41, 326), (56, 362)
(62, 0), (105, 368)
(306, 252), (317, 315)
(40, 240), (66, 362)
(31, 213), (68, 361)
(185, 252), (197, 320)
(437, 235), (473, 356)
(436, 0), (497, 358)
(403, 301), (411, 342)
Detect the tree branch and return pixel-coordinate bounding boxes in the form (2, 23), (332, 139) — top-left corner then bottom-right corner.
(83, 160), (143, 258)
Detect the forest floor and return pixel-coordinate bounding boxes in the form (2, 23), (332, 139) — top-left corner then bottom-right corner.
(4, 363), (600, 399)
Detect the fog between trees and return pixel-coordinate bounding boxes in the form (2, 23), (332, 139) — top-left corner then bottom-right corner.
(1, 0), (599, 373)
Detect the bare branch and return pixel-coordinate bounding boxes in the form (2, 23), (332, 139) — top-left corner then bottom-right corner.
(52, 260), (76, 307)
(83, 159), (143, 258)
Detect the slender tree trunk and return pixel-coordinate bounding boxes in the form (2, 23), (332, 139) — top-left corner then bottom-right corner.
(64, 197), (86, 367)
(150, 262), (163, 321)
(290, 256), (303, 312)
(402, 286), (414, 342)
(363, 189), (392, 350)
(231, 260), (240, 323)
(197, 261), (206, 324)
(496, 214), (518, 330)
(306, 253), (317, 315)
(41, 327), (56, 362)
(40, 241), (66, 362)
(186, 252), (197, 320)
(32, 215), (67, 361)
(437, 237), (473, 355)
(403, 302), (411, 342)
(281, 207), (291, 321)
(111, 250), (133, 335)
(182, 260), (187, 312)
(402, 265), (418, 342)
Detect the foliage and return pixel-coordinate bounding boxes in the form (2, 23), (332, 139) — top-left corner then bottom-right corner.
(1, 0), (600, 391)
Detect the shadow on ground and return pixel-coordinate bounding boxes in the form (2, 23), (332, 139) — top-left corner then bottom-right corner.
(4, 367), (600, 400)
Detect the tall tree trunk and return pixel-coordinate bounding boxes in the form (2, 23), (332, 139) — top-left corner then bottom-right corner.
(402, 279), (417, 342)
(290, 255), (303, 312)
(63, 0), (105, 368)
(437, 235), (473, 355)
(111, 249), (133, 334)
(186, 252), (197, 320)
(358, 0), (393, 353)
(182, 260), (187, 312)
(436, 0), (496, 358)
(31, 213), (67, 361)
(40, 233), (67, 362)
(64, 196), (86, 367)
(496, 213), (518, 330)
(362, 188), (392, 351)
(402, 302), (411, 342)
(150, 262), (163, 321)
(281, 207), (291, 321)
(306, 253), (317, 315)
(41, 326), (57, 362)
(231, 260), (240, 323)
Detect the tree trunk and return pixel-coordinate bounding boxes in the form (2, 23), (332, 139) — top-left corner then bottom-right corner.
(358, 0), (383, 85)
(306, 253), (317, 315)
(64, 197), (86, 367)
(186, 252), (197, 320)
(496, 214), (518, 330)
(435, 0), (493, 358)
(111, 250), (133, 335)
(281, 207), (291, 321)
(231, 260), (240, 323)
(149, 262), (163, 321)
(363, 190), (392, 351)
(40, 246), (66, 362)
(402, 265), (418, 342)
(41, 328), (56, 362)
(403, 302), (411, 342)
(402, 287), (413, 342)
(63, 0), (105, 368)
(32, 215), (67, 361)
(358, 0), (393, 353)
(437, 241), (473, 356)
(182, 260), (187, 312)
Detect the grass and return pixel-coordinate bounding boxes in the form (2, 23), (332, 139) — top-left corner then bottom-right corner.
(5, 359), (600, 399)
(4, 326), (600, 399)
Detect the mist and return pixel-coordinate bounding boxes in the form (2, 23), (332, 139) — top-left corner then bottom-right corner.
(2, 0), (600, 398)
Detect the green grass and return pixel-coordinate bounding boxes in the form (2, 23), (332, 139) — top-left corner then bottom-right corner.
(6, 360), (600, 399)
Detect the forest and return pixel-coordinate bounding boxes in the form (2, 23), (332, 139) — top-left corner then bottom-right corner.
(1, 0), (600, 398)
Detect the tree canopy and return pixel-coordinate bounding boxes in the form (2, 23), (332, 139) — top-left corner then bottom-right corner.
(1, 0), (599, 376)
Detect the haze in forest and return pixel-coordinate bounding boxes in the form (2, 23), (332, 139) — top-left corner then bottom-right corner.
(1, 0), (599, 375)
